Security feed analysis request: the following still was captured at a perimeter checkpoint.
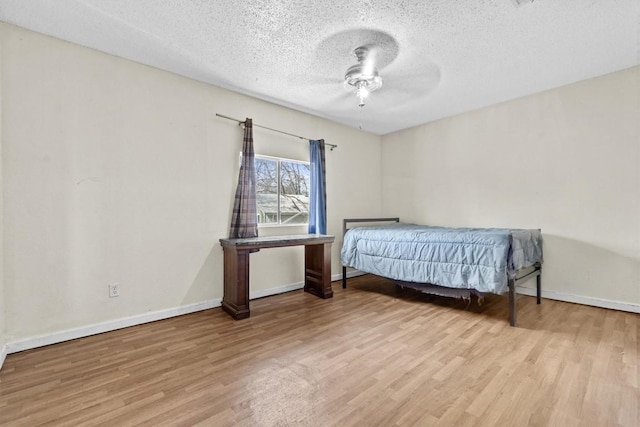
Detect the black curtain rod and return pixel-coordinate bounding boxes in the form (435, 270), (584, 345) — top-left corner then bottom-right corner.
(215, 113), (337, 151)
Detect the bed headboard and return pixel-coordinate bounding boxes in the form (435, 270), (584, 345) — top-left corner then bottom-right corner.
(342, 217), (400, 238)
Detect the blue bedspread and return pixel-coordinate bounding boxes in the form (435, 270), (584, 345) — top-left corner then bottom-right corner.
(340, 223), (543, 294)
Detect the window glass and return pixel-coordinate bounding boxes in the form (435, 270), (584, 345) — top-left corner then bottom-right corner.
(255, 156), (309, 225)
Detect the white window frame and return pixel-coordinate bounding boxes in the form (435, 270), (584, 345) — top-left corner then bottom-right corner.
(252, 154), (310, 227)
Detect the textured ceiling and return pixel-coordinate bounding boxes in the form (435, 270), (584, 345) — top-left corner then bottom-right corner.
(1, 0), (639, 134)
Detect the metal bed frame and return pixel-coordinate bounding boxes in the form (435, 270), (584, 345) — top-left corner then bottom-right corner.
(341, 217), (542, 326)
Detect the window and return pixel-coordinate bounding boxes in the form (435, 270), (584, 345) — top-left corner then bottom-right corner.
(254, 155), (310, 225)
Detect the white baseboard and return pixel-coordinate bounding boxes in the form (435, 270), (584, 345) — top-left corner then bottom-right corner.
(251, 269), (365, 299)
(516, 285), (640, 314)
(250, 282), (304, 299)
(2, 273), (361, 357)
(6, 298), (222, 354)
(4, 273), (351, 356)
(333, 269), (365, 282)
(0, 343), (7, 371)
(5, 276), (336, 356)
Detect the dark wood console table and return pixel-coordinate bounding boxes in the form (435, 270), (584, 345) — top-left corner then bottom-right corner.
(219, 234), (335, 320)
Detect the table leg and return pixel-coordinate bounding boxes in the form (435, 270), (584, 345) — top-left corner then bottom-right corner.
(304, 242), (333, 299)
(221, 247), (251, 319)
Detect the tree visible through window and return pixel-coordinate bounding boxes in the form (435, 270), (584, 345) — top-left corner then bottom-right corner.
(254, 155), (310, 225)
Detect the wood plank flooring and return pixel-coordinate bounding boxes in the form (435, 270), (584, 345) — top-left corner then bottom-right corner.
(1, 275), (638, 426)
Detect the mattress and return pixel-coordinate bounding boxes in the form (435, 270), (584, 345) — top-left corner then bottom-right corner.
(340, 223), (543, 294)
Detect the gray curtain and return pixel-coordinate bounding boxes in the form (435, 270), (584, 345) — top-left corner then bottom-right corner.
(229, 118), (258, 238)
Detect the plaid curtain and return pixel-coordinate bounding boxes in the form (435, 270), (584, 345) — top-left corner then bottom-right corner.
(308, 139), (327, 235)
(229, 118), (258, 238)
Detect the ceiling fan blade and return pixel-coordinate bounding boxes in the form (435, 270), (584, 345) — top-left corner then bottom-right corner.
(316, 89), (362, 110)
(380, 63), (441, 95)
(288, 73), (342, 87)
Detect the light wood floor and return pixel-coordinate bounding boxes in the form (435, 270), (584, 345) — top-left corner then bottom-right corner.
(1, 275), (638, 426)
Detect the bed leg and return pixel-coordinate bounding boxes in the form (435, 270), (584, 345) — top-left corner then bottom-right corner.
(342, 266), (347, 289)
(536, 270), (541, 304)
(508, 279), (516, 327)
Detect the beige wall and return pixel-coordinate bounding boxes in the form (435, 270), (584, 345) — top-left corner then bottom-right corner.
(0, 23), (382, 342)
(382, 66), (640, 306)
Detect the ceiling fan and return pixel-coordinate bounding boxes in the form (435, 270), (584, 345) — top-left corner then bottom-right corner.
(289, 29), (440, 116)
(343, 46), (383, 108)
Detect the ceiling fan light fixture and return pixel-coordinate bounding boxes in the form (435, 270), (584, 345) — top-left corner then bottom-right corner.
(344, 46), (383, 107)
(355, 81), (370, 107)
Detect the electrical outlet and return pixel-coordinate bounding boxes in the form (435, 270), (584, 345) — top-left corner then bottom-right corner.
(109, 283), (120, 298)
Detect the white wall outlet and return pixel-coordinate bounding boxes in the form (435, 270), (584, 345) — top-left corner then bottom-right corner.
(109, 283), (120, 298)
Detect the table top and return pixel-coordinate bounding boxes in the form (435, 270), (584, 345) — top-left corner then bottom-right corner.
(220, 234), (335, 249)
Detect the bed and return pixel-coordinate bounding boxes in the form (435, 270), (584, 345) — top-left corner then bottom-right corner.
(340, 218), (543, 326)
